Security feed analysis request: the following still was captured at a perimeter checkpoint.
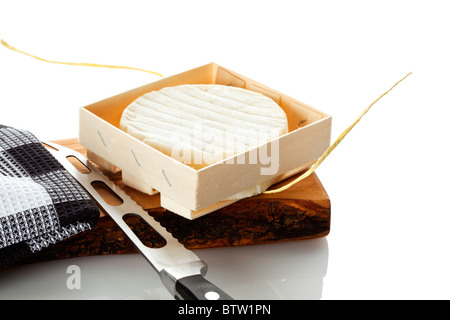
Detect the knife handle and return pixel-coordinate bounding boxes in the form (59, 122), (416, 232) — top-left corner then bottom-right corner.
(175, 275), (233, 300)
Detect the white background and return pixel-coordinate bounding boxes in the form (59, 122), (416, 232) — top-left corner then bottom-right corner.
(0, 0), (449, 300)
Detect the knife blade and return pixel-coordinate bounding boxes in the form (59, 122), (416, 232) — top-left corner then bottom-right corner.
(43, 142), (233, 300)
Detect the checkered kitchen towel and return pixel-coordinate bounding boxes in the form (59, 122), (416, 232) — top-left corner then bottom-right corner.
(0, 125), (99, 268)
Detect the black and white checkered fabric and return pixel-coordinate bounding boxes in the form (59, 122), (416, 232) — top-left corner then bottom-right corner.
(0, 125), (99, 268)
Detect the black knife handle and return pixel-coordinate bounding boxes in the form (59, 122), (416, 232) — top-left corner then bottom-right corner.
(175, 275), (233, 300)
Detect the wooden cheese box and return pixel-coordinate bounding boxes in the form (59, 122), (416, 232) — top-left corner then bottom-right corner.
(79, 62), (332, 219)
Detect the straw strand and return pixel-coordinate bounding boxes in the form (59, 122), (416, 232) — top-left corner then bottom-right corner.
(1, 39), (164, 77)
(263, 71), (412, 194)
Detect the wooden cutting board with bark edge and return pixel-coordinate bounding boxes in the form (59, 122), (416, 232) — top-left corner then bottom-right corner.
(25, 138), (331, 263)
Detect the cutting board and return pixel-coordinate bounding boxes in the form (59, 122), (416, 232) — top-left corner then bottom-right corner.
(26, 138), (331, 263)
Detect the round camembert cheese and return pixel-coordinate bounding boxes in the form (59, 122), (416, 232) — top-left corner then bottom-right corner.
(120, 84), (288, 199)
(120, 84), (288, 165)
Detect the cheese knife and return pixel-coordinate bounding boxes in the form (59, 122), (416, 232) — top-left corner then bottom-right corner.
(44, 142), (233, 300)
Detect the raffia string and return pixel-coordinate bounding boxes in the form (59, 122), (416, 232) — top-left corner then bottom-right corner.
(263, 71), (412, 194)
(1, 39), (164, 77)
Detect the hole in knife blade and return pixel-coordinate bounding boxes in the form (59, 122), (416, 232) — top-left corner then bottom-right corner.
(67, 156), (91, 174)
(123, 213), (167, 248)
(91, 180), (124, 206)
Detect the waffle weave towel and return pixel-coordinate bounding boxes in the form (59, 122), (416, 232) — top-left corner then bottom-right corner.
(0, 125), (99, 268)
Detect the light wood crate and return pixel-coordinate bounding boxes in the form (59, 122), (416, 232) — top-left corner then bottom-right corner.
(79, 63), (332, 219)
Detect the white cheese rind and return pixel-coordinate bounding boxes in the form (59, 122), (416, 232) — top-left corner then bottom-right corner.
(120, 84), (288, 168)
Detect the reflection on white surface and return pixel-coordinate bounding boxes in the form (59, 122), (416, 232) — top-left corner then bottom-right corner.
(0, 238), (328, 300)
